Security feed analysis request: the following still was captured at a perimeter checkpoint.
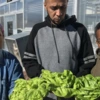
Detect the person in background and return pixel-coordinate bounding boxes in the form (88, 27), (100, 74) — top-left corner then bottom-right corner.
(22, 0), (95, 99)
(0, 24), (23, 100)
(12, 43), (30, 80)
(91, 22), (100, 76)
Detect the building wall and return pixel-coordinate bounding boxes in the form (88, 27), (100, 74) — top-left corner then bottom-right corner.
(0, 0), (43, 35)
(77, 0), (100, 53)
(24, 0), (43, 29)
(0, 0), (23, 36)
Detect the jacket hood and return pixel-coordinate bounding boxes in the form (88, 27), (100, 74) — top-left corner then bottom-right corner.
(45, 14), (77, 28)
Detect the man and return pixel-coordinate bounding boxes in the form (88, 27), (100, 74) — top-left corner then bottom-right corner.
(0, 24), (23, 100)
(22, 0), (95, 99)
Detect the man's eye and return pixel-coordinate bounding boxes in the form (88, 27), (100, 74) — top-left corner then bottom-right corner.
(51, 7), (57, 10)
(60, 6), (66, 10)
(51, 6), (66, 11)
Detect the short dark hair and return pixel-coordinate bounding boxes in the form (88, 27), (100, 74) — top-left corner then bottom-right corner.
(45, 0), (68, 2)
(95, 22), (100, 38)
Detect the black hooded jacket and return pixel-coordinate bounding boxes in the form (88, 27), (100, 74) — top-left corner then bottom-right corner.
(22, 15), (95, 78)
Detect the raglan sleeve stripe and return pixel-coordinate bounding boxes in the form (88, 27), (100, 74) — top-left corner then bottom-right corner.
(23, 52), (37, 59)
(22, 25), (44, 78)
(83, 55), (95, 64)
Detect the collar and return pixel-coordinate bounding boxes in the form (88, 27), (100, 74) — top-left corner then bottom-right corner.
(45, 14), (76, 28)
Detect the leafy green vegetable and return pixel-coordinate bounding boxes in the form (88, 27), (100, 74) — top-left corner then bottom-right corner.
(9, 70), (100, 100)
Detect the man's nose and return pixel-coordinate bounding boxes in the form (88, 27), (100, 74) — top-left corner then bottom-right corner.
(56, 9), (62, 16)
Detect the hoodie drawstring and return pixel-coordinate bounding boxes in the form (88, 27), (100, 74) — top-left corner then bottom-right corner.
(51, 24), (60, 63)
(64, 25), (76, 61)
(51, 24), (75, 63)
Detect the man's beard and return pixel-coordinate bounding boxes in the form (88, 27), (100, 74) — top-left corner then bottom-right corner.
(47, 12), (64, 25)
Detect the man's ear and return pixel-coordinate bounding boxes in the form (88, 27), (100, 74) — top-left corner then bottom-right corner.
(44, 1), (47, 10)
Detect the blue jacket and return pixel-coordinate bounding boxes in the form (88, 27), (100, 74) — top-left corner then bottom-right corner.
(0, 50), (23, 100)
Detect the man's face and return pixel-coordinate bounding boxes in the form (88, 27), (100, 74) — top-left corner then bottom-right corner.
(96, 29), (100, 48)
(44, 0), (68, 25)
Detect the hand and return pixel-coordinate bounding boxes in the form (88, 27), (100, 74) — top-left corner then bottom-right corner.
(23, 70), (30, 80)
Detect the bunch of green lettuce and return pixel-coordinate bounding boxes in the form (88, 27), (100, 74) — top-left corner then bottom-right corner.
(9, 77), (50, 100)
(74, 74), (100, 100)
(9, 70), (100, 100)
(41, 70), (76, 98)
(41, 70), (76, 87)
